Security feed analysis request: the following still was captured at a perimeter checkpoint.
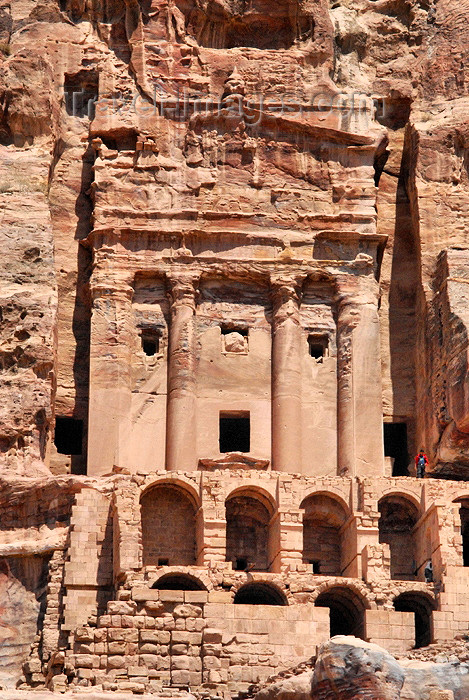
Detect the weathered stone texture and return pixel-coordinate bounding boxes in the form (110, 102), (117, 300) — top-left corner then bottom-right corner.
(5, 0), (469, 696)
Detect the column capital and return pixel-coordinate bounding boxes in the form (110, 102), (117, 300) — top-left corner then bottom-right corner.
(270, 273), (306, 321)
(166, 271), (200, 310)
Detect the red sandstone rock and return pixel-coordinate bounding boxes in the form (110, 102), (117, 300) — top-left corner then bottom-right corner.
(4, 0), (469, 696)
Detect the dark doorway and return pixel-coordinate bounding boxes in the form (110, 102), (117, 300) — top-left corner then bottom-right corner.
(394, 593), (434, 648)
(141, 486), (196, 567)
(308, 334), (329, 361)
(225, 493), (271, 571)
(384, 422), (409, 476)
(219, 413), (250, 453)
(301, 494), (348, 576)
(315, 587), (366, 639)
(454, 500), (469, 566)
(54, 416), (83, 456)
(141, 329), (160, 356)
(378, 495), (418, 580)
(234, 583), (286, 605)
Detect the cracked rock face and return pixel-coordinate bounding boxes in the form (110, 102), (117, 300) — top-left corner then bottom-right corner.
(0, 562), (40, 690)
(311, 636), (405, 700)
(255, 637), (469, 700)
(4, 0), (469, 694)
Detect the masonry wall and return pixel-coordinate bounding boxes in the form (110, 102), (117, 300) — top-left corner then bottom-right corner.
(67, 587), (330, 694)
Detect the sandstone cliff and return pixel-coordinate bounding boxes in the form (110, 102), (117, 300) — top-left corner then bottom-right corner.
(2, 0), (469, 475)
(3, 0), (469, 695)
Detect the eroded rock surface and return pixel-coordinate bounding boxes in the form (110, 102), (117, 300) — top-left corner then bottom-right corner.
(311, 636), (404, 700)
(4, 0), (469, 695)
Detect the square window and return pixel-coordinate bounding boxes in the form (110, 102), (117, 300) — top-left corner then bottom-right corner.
(221, 325), (248, 354)
(141, 329), (160, 356)
(158, 558), (169, 566)
(219, 412), (250, 453)
(308, 334), (328, 361)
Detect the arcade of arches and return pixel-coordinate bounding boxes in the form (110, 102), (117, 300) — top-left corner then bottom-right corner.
(63, 472), (469, 694)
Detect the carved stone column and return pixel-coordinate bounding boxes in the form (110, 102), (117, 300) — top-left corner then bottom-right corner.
(336, 297), (359, 477)
(271, 275), (304, 473)
(87, 276), (133, 476)
(165, 272), (199, 471)
(336, 275), (385, 477)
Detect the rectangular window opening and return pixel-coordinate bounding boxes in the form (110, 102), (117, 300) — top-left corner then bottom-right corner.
(158, 558), (169, 566)
(141, 329), (160, 357)
(383, 422), (409, 476)
(235, 557), (248, 571)
(308, 334), (328, 361)
(219, 412), (250, 453)
(310, 560), (320, 574)
(54, 416), (83, 455)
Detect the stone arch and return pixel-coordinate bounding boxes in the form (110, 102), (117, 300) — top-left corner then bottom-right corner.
(299, 487), (350, 515)
(453, 497), (469, 566)
(393, 591), (436, 648)
(300, 492), (350, 576)
(140, 484), (197, 567)
(314, 584), (369, 639)
(151, 572), (207, 591)
(225, 484), (277, 514)
(378, 494), (419, 580)
(233, 582), (287, 606)
(378, 487), (421, 513)
(141, 476), (201, 510)
(225, 487), (276, 572)
(146, 567), (213, 591)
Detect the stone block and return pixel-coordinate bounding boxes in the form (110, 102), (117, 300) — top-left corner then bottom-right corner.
(107, 641), (127, 655)
(24, 659), (42, 674)
(107, 601), (137, 615)
(77, 668), (94, 680)
(75, 627), (94, 643)
(144, 601), (166, 616)
(128, 665), (148, 677)
(190, 672), (202, 686)
(140, 630), (159, 644)
(108, 628), (138, 642)
(172, 631), (202, 645)
(203, 628), (223, 644)
(107, 656), (125, 669)
(132, 588), (160, 602)
(184, 591), (208, 604)
(140, 654), (159, 670)
(171, 655), (191, 670)
(171, 643), (189, 655)
(203, 656), (221, 670)
(74, 655), (94, 669)
(208, 591), (233, 603)
(117, 682), (146, 693)
(171, 670), (191, 685)
(159, 590), (184, 602)
(174, 604), (202, 618)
